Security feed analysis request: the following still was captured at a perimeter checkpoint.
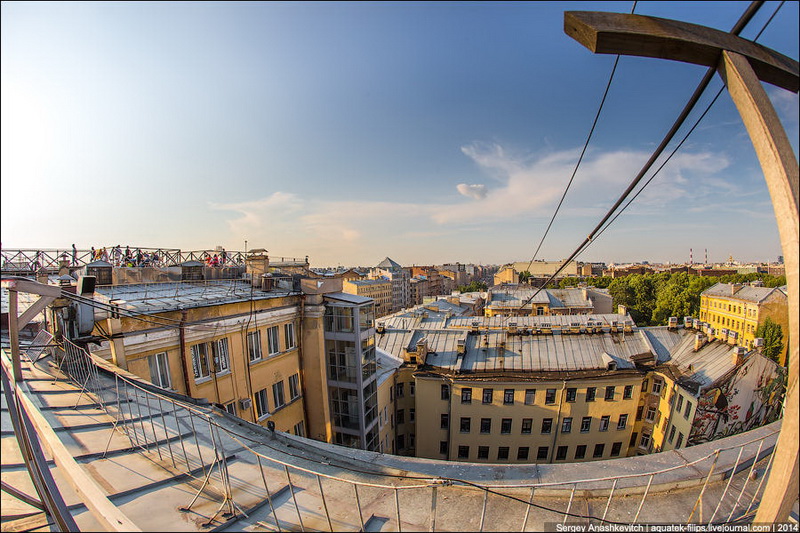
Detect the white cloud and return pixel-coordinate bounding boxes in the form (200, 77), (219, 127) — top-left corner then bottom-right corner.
(456, 183), (488, 200)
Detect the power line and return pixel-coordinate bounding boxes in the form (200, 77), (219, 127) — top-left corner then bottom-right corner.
(511, 0), (766, 315)
(520, 1), (637, 280)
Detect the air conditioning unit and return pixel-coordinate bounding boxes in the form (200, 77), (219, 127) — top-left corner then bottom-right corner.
(239, 398), (252, 411)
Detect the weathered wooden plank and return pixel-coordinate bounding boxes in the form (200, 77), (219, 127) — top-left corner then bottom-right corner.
(564, 11), (799, 92)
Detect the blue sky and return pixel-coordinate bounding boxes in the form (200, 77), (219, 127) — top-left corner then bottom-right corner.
(2, 1), (798, 267)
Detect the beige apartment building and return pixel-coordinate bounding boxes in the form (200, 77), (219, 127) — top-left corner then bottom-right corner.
(343, 278), (392, 317)
(484, 286), (612, 317)
(699, 282), (789, 365)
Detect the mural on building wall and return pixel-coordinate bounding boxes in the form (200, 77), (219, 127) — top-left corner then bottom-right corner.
(690, 353), (785, 444)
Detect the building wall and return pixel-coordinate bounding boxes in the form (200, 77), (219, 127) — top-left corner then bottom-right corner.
(94, 295), (308, 434)
(392, 367), (417, 455)
(343, 279), (392, 317)
(415, 374), (642, 464)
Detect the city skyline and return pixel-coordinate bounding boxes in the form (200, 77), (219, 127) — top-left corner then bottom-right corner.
(2, 1), (798, 267)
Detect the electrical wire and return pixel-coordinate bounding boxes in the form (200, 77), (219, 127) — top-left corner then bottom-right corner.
(579, 0), (787, 255)
(519, 0), (637, 281)
(511, 0), (766, 315)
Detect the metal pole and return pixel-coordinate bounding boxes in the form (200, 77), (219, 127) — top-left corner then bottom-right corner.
(479, 489), (489, 531)
(728, 440), (764, 522)
(395, 487), (403, 533)
(745, 443), (777, 517)
(188, 410), (206, 477)
(353, 483), (366, 532)
(521, 487), (535, 532)
(430, 486), (438, 532)
(633, 474), (654, 523)
(145, 389), (162, 460)
(157, 396), (176, 468)
(563, 484), (576, 524)
(256, 455), (282, 532)
(284, 465), (305, 532)
(602, 479), (618, 522)
(316, 474), (333, 532)
(172, 400), (191, 471)
(709, 446), (744, 523)
(688, 450), (721, 523)
(9, 289), (22, 383)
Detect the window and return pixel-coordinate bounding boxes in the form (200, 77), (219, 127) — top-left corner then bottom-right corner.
(458, 446), (469, 459)
(593, 443), (605, 458)
(148, 352), (171, 389)
(629, 432), (639, 447)
(561, 417), (573, 433)
(255, 389), (269, 419)
(396, 383), (404, 398)
(541, 418), (553, 434)
(605, 386), (616, 401)
(617, 414), (628, 430)
(461, 388), (472, 404)
(293, 421), (305, 437)
(396, 409), (405, 425)
(440, 441), (448, 454)
(501, 418), (512, 434)
(676, 394), (684, 411)
(224, 402), (237, 416)
(503, 389), (515, 404)
(545, 388), (556, 404)
(566, 388), (577, 402)
(190, 343), (211, 380)
(521, 418), (532, 434)
(478, 446), (490, 460)
(599, 415), (610, 432)
(517, 447), (529, 460)
(272, 381), (285, 409)
(575, 445), (587, 459)
(441, 384), (450, 400)
(410, 382), (415, 396)
(640, 432), (651, 449)
(480, 418), (492, 434)
(556, 446), (568, 461)
(482, 388), (494, 404)
(284, 323), (296, 349)
(580, 416), (592, 433)
(397, 435), (405, 450)
(668, 425), (676, 443)
(623, 385), (633, 399)
(214, 338), (230, 373)
(460, 417), (471, 433)
(610, 442), (622, 457)
(642, 379), (648, 393)
(524, 389), (536, 405)
(409, 408), (415, 422)
(636, 406), (644, 421)
(247, 331), (262, 362)
(645, 407), (656, 422)
(651, 379), (662, 394)
(537, 446), (549, 460)
(498, 447), (510, 460)
(676, 432), (684, 448)
(288, 373), (301, 400)
(267, 325), (280, 355)
(586, 387), (597, 402)
(684, 401), (692, 420)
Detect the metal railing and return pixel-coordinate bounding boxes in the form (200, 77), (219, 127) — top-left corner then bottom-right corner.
(49, 339), (779, 530)
(0, 248), (308, 273)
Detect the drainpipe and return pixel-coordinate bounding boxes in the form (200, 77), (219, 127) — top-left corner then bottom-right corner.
(178, 310), (192, 396)
(446, 376), (454, 461)
(550, 380), (568, 463)
(297, 295), (311, 435)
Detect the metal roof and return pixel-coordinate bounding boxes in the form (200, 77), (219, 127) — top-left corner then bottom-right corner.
(702, 283), (783, 303)
(324, 292), (374, 305)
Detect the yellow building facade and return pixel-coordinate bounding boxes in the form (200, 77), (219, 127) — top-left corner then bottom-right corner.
(343, 278), (393, 317)
(699, 283), (789, 365)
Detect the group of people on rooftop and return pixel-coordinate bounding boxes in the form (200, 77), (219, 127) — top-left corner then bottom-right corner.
(84, 245), (160, 268)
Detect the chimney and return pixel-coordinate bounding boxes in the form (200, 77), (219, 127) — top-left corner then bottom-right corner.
(498, 339), (506, 356)
(416, 338), (428, 357)
(684, 317), (693, 328)
(732, 346), (747, 366)
(457, 339), (466, 355)
(731, 283), (743, 295)
(754, 337), (765, 348)
(668, 317), (678, 329)
(618, 304), (627, 316)
(508, 322), (518, 335)
(694, 333), (706, 351)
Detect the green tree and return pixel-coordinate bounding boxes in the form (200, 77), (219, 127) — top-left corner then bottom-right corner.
(518, 271), (532, 284)
(755, 318), (784, 364)
(458, 281), (488, 293)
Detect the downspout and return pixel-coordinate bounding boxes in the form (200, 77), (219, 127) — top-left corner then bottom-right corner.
(178, 310), (192, 396)
(550, 379), (568, 463)
(446, 376), (454, 461)
(297, 296), (311, 434)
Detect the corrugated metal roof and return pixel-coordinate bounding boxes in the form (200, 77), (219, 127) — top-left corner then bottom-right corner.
(324, 292), (373, 305)
(702, 283), (781, 303)
(665, 334), (741, 389)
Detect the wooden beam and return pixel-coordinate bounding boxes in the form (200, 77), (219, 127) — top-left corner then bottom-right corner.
(564, 11), (799, 92)
(717, 49), (799, 524)
(17, 296), (57, 330)
(0, 279), (62, 298)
